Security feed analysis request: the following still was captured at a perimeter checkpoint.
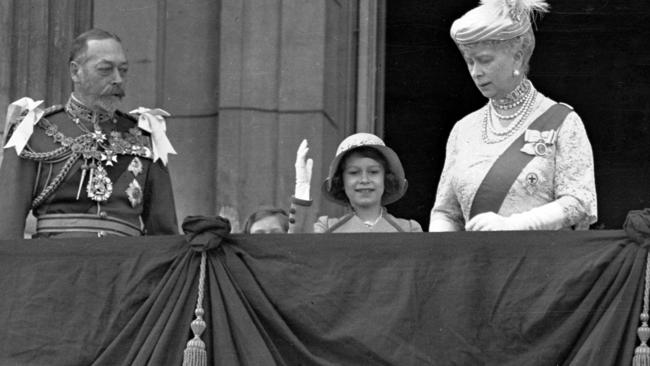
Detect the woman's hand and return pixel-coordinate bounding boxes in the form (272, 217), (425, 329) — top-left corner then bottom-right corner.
(466, 202), (568, 231)
(294, 139), (313, 200)
(465, 212), (511, 231)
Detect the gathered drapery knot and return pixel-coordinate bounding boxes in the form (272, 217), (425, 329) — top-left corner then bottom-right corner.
(624, 209), (650, 247)
(182, 215), (232, 252)
(181, 215), (231, 366)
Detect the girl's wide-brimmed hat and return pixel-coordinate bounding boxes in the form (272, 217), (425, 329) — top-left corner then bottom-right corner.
(321, 133), (408, 206)
(450, 0), (549, 45)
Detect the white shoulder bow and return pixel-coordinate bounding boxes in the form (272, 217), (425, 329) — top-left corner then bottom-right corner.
(130, 107), (177, 165)
(3, 97), (45, 154)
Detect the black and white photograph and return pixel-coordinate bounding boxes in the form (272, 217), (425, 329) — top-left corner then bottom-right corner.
(0, 1), (648, 365)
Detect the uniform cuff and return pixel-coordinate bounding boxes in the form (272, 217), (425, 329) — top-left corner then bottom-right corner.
(291, 196), (312, 207)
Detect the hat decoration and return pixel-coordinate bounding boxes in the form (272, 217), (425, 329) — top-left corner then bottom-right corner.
(490, 0), (549, 23)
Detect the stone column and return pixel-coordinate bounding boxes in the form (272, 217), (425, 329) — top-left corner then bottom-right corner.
(0, 0), (92, 160)
(217, 0), (359, 228)
(94, 0), (221, 223)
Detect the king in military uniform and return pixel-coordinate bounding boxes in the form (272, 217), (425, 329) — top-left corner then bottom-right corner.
(0, 29), (178, 238)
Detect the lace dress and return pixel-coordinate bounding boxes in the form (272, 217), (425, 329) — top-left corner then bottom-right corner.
(430, 87), (597, 230)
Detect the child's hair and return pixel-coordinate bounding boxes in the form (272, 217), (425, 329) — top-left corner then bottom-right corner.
(243, 207), (289, 233)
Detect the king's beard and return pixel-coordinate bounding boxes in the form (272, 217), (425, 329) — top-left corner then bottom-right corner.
(76, 84), (126, 115)
(93, 94), (123, 115)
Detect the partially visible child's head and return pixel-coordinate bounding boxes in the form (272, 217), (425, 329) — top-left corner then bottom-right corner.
(244, 207), (289, 234)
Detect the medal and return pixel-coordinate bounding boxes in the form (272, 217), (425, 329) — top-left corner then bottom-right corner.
(534, 141), (549, 156)
(126, 179), (143, 207)
(128, 157), (143, 177)
(87, 165), (113, 202)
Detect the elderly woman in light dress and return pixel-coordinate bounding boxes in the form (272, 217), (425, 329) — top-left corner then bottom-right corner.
(428, 0), (597, 231)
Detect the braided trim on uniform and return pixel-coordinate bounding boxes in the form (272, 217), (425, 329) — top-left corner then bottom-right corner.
(42, 104), (64, 115)
(9, 104), (93, 208)
(31, 152), (81, 208)
(33, 162), (43, 197)
(20, 147), (73, 161)
(19, 134), (92, 162)
(43, 164), (54, 191)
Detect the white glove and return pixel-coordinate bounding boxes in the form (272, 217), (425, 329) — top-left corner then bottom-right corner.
(466, 201), (567, 231)
(428, 213), (462, 232)
(505, 201), (567, 230)
(465, 212), (511, 231)
(294, 139), (313, 200)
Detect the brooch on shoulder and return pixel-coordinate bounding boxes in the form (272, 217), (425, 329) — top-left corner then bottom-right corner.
(521, 129), (557, 157)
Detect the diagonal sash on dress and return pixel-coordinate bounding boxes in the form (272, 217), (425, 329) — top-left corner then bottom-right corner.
(469, 103), (572, 219)
(324, 213), (354, 233)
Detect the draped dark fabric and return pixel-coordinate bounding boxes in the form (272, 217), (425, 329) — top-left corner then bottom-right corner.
(1, 211), (649, 365)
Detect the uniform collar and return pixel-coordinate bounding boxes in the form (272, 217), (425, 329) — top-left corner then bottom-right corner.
(65, 94), (117, 126)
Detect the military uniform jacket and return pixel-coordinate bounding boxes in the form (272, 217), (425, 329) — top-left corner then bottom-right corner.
(0, 98), (178, 238)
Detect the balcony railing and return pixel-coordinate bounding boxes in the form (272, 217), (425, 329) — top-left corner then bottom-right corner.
(0, 212), (648, 366)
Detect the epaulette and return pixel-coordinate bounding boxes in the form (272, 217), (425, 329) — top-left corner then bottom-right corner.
(116, 109), (138, 123)
(3, 104), (64, 144)
(33, 105), (65, 128)
(43, 104), (64, 116)
(117, 109), (150, 137)
(10, 104), (63, 127)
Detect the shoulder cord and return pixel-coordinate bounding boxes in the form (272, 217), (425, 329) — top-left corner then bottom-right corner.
(18, 131), (90, 162)
(32, 162), (42, 198)
(20, 135), (92, 209)
(30, 152), (81, 208)
(10, 105), (92, 209)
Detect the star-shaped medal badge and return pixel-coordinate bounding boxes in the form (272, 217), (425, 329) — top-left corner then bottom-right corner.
(128, 157), (143, 177)
(101, 150), (118, 166)
(91, 131), (106, 142)
(126, 179), (143, 208)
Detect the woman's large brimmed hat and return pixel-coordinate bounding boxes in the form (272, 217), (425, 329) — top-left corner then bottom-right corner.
(321, 133), (408, 206)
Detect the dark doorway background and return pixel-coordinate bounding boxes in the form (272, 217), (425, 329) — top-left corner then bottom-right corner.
(384, 1), (650, 230)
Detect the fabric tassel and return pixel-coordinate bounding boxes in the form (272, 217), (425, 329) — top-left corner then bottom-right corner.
(183, 251), (208, 366)
(633, 253), (650, 366)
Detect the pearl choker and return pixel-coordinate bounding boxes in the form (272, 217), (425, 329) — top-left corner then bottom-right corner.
(490, 79), (531, 111)
(482, 88), (537, 144)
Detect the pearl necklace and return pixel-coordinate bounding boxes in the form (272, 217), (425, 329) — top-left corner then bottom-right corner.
(357, 207), (383, 228)
(482, 89), (537, 144)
